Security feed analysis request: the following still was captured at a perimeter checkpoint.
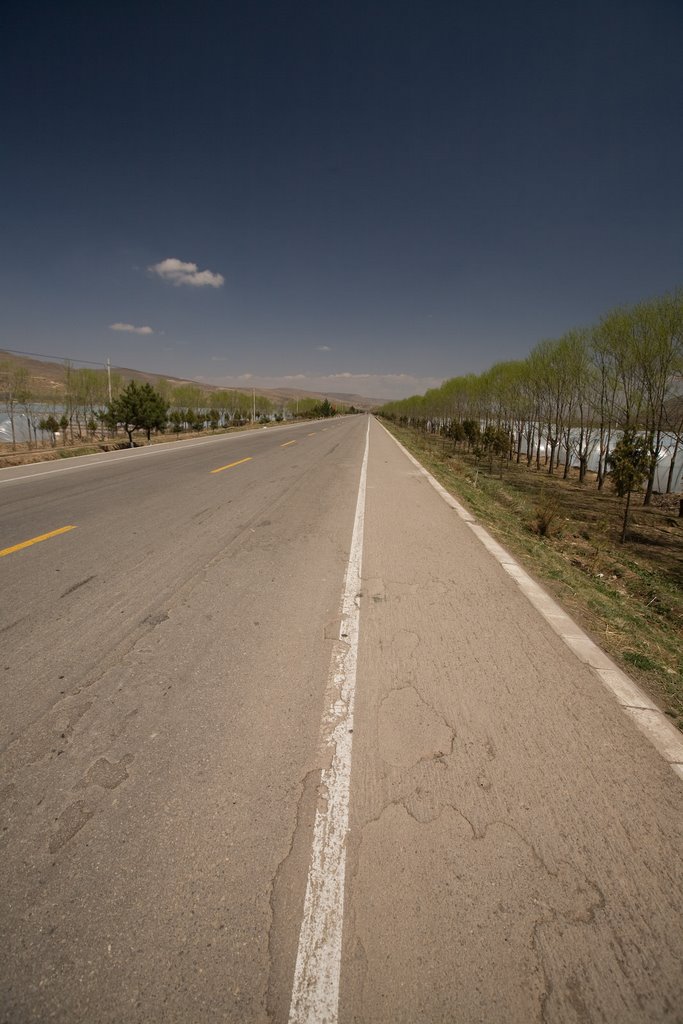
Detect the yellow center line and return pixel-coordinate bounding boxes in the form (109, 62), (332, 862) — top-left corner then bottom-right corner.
(210, 457), (253, 474)
(281, 440), (297, 447)
(0, 525), (77, 559)
(308, 432), (316, 436)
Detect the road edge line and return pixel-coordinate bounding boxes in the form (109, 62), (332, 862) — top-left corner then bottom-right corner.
(288, 419), (370, 1024)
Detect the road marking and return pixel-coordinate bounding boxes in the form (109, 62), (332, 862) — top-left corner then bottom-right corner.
(288, 419), (370, 1024)
(210, 457), (252, 474)
(0, 436), (248, 485)
(0, 423), (311, 486)
(381, 420), (683, 780)
(308, 432), (316, 436)
(281, 440), (297, 447)
(0, 525), (77, 559)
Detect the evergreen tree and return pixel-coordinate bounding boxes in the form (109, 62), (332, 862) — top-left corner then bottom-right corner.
(108, 380), (168, 447)
(607, 431), (650, 543)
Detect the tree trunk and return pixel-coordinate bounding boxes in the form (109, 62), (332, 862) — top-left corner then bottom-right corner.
(643, 431), (658, 506)
(666, 435), (680, 493)
(8, 408), (16, 450)
(621, 489), (632, 543)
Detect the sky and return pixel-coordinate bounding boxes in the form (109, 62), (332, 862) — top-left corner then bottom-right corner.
(1, 0), (682, 400)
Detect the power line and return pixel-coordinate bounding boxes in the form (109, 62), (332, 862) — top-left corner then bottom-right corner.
(0, 347), (107, 368)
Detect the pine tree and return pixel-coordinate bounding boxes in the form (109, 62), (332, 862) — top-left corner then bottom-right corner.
(108, 381), (168, 447)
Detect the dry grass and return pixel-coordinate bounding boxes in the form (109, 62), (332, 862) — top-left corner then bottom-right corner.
(384, 422), (683, 729)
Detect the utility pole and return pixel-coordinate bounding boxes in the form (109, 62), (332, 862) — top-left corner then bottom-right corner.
(252, 387), (256, 424)
(106, 358), (112, 403)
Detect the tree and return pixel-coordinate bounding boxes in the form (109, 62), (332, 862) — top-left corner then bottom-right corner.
(462, 419), (480, 449)
(39, 414), (60, 447)
(482, 425), (509, 475)
(108, 381), (168, 447)
(0, 361), (31, 449)
(317, 399), (335, 417)
(169, 409), (185, 437)
(607, 431), (650, 543)
(633, 292), (683, 503)
(286, 397), (319, 418)
(67, 367), (109, 439)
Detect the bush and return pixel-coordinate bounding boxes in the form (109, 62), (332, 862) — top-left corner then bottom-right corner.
(533, 490), (561, 537)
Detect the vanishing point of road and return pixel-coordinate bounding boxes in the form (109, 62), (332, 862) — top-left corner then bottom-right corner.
(1, 415), (682, 1023)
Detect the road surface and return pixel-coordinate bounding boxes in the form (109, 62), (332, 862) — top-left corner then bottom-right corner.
(1, 415), (682, 1023)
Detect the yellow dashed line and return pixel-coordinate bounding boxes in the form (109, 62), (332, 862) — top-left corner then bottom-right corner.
(211, 457), (253, 474)
(281, 440), (297, 447)
(0, 525), (77, 559)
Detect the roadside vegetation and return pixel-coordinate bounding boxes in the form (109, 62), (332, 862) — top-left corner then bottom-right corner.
(0, 360), (355, 463)
(379, 288), (682, 728)
(381, 289), (683, 511)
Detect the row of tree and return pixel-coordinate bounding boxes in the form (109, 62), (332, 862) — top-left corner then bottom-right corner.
(104, 384), (344, 447)
(379, 290), (683, 502)
(0, 360), (348, 448)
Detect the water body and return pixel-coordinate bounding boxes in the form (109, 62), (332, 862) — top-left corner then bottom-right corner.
(518, 427), (682, 493)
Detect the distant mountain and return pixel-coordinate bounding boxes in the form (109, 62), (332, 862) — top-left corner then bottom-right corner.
(0, 351), (381, 410)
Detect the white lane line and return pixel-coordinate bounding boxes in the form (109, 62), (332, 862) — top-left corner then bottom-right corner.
(0, 435), (245, 484)
(288, 419), (370, 1024)
(380, 421), (683, 779)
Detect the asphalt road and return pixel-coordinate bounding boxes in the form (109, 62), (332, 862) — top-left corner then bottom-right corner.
(1, 415), (682, 1023)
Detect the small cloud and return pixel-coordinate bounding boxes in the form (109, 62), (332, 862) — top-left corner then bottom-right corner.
(316, 345), (332, 352)
(148, 257), (224, 288)
(110, 322), (155, 335)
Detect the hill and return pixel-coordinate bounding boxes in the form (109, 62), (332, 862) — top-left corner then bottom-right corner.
(0, 350), (380, 410)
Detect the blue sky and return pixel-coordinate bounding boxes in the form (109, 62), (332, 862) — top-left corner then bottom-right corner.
(1, 0), (681, 399)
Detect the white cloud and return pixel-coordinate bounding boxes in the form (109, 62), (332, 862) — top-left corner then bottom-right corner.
(109, 322), (155, 335)
(148, 257), (224, 288)
(316, 345), (332, 351)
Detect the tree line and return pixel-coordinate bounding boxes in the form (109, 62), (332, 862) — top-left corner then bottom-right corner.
(0, 361), (350, 449)
(380, 290), (683, 504)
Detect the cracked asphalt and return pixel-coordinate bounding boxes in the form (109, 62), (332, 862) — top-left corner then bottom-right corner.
(1, 414), (682, 1023)
(343, 420), (683, 1023)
